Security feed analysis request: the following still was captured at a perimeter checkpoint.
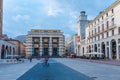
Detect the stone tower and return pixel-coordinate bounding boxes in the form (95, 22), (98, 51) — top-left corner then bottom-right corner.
(0, 0), (3, 37)
(77, 11), (88, 56)
(77, 11), (88, 42)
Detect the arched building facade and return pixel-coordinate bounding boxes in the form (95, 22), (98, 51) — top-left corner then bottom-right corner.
(0, 39), (16, 59)
(84, 0), (120, 60)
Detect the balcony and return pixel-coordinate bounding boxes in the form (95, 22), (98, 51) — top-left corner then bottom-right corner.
(88, 24), (117, 39)
(104, 24), (117, 32)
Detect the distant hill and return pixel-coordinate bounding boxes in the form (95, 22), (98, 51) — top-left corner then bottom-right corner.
(15, 35), (26, 43)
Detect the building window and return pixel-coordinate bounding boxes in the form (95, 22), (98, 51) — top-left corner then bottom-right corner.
(102, 16), (103, 20)
(112, 18), (114, 26)
(95, 28), (96, 34)
(92, 30), (93, 35)
(102, 24), (104, 31)
(102, 34), (104, 39)
(118, 39), (120, 44)
(98, 19), (99, 22)
(53, 39), (58, 42)
(34, 44), (39, 48)
(98, 44), (100, 47)
(112, 9), (114, 13)
(95, 21), (96, 25)
(92, 45), (93, 52)
(98, 26), (100, 33)
(106, 21), (109, 29)
(44, 39), (48, 42)
(92, 38), (93, 42)
(107, 32), (109, 37)
(98, 35), (100, 40)
(107, 42), (109, 46)
(112, 29), (114, 36)
(118, 27), (120, 34)
(106, 13), (108, 17)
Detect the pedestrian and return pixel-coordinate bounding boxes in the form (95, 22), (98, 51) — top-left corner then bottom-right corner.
(30, 56), (32, 62)
(45, 56), (49, 64)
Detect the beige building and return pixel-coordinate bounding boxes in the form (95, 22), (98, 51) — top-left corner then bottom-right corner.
(6, 39), (26, 57)
(85, 0), (120, 60)
(26, 29), (64, 57)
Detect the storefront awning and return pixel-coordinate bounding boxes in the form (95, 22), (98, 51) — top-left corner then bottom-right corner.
(84, 52), (103, 55)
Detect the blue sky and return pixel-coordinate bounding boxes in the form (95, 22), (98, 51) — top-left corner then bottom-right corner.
(3, 0), (115, 39)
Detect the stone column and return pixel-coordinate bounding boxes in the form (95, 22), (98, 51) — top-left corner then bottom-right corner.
(118, 46), (120, 61)
(99, 43), (102, 58)
(116, 42), (119, 60)
(58, 37), (64, 56)
(105, 42), (108, 58)
(39, 37), (43, 56)
(109, 41), (112, 59)
(49, 37), (52, 56)
(58, 37), (61, 56)
(0, 44), (1, 59)
(11, 47), (13, 59)
(93, 44), (95, 52)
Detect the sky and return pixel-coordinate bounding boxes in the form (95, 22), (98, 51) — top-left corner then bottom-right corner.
(3, 0), (115, 39)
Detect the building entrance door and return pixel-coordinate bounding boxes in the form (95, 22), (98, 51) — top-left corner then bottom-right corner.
(52, 48), (58, 56)
(44, 48), (49, 56)
(1, 45), (5, 59)
(111, 39), (116, 60)
(101, 42), (106, 58)
(107, 47), (109, 58)
(118, 46), (120, 59)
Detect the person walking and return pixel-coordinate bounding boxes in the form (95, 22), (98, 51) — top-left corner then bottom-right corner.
(45, 57), (49, 64)
(29, 56), (32, 62)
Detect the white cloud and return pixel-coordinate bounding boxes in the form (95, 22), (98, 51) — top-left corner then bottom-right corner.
(47, 7), (63, 16)
(64, 33), (70, 40)
(12, 14), (30, 22)
(37, 0), (64, 17)
(31, 25), (41, 29)
(69, 11), (78, 19)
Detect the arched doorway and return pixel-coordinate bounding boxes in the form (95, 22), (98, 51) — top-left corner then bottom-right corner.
(1, 45), (5, 59)
(119, 46), (120, 59)
(89, 45), (91, 53)
(82, 47), (84, 55)
(6, 46), (8, 58)
(10, 46), (11, 55)
(111, 39), (117, 59)
(94, 44), (97, 52)
(13, 48), (15, 55)
(118, 39), (120, 59)
(101, 42), (106, 58)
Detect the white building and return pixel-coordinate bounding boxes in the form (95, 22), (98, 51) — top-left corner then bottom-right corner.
(77, 11), (89, 56)
(66, 34), (77, 55)
(85, 0), (120, 60)
(26, 29), (64, 57)
(0, 39), (16, 59)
